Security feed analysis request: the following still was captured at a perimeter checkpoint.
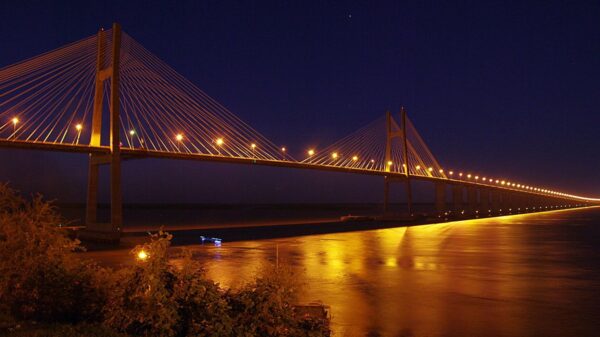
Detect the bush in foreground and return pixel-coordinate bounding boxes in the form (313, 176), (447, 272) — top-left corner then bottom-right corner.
(0, 183), (106, 323)
(0, 184), (330, 336)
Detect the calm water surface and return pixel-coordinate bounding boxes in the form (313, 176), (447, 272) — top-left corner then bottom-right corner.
(186, 207), (600, 337)
(88, 206), (600, 336)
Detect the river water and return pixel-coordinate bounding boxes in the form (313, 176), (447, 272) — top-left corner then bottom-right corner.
(184, 207), (600, 336)
(86, 206), (600, 336)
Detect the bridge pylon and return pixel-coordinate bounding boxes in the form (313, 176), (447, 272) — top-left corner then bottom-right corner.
(383, 107), (413, 215)
(81, 23), (123, 242)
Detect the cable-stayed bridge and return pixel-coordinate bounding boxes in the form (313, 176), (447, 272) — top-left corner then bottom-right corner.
(1, 24), (598, 241)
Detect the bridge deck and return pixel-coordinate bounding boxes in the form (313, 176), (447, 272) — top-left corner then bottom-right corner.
(0, 139), (589, 204)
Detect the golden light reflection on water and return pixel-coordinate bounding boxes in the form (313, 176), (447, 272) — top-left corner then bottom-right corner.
(192, 207), (600, 336)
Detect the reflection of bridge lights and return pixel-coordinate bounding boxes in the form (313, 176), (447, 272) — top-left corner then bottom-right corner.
(308, 149), (315, 156)
(352, 155), (358, 161)
(216, 138), (224, 145)
(176, 134), (183, 141)
(75, 124), (83, 131)
(331, 152), (338, 159)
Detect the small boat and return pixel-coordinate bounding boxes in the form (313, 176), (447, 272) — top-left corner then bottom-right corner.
(200, 236), (222, 246)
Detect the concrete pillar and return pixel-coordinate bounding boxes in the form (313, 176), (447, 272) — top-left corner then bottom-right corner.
(383, 177), (390, 213)
(467, 187), (478, 215)
(491, 191), (501, 213)
(82, 24), (122, 242)
(452, 185), (463, 213)
(109, 23), (123, 233)
(480, 189), (490, 213)
(435, 182), (446, 216)
(503, 193), (512, 212)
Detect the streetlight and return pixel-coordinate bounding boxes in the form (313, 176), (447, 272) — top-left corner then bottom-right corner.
(75, 124), (83, 144)
(11, 117), (18, 139)
(175, 134), (183, 151)
(308, 149), (315, 157)
(129, 130), (136, 148)
(136, 250), (148, 261)
(280, 146), (286, 160)
(331, 152), (338, 159)
(251, 143), (256, 157)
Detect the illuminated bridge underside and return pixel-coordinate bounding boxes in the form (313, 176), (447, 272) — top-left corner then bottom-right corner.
(1, 24), (598, 240)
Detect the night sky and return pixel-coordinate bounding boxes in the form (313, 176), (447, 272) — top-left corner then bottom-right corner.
(0, 0), (598, 204)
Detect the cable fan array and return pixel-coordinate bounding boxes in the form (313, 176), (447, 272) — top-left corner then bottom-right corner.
(0, 30), (292, 161)
(118, 33), (289, 160)
(301, 114), (446, 178)
(0, 35), (97, 144)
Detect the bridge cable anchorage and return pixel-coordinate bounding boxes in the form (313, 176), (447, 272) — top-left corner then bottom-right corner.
(0, 26), (599, 203)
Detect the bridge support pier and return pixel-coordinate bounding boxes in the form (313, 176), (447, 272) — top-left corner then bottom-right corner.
(435, 182), (446, 216)
(452, 185), (463, 215)
(467, 187), (478, 215)
(383, 176), (390, 213)
(382, 109), (414, 216)
(480, 189), (490, 214)
(491, 191), (501, 213)
(502, 192), (512, 213)
(383, 176), (412, 215)
(81, 23), (122, 243)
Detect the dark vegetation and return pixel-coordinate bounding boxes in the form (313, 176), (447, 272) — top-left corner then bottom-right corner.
(0, 184), (330, 337)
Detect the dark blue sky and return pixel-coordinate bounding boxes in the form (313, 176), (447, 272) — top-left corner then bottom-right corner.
(0, 0), (598, 203)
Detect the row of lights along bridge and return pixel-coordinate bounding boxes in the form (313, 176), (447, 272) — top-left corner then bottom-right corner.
(2, 118), (578, 199)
